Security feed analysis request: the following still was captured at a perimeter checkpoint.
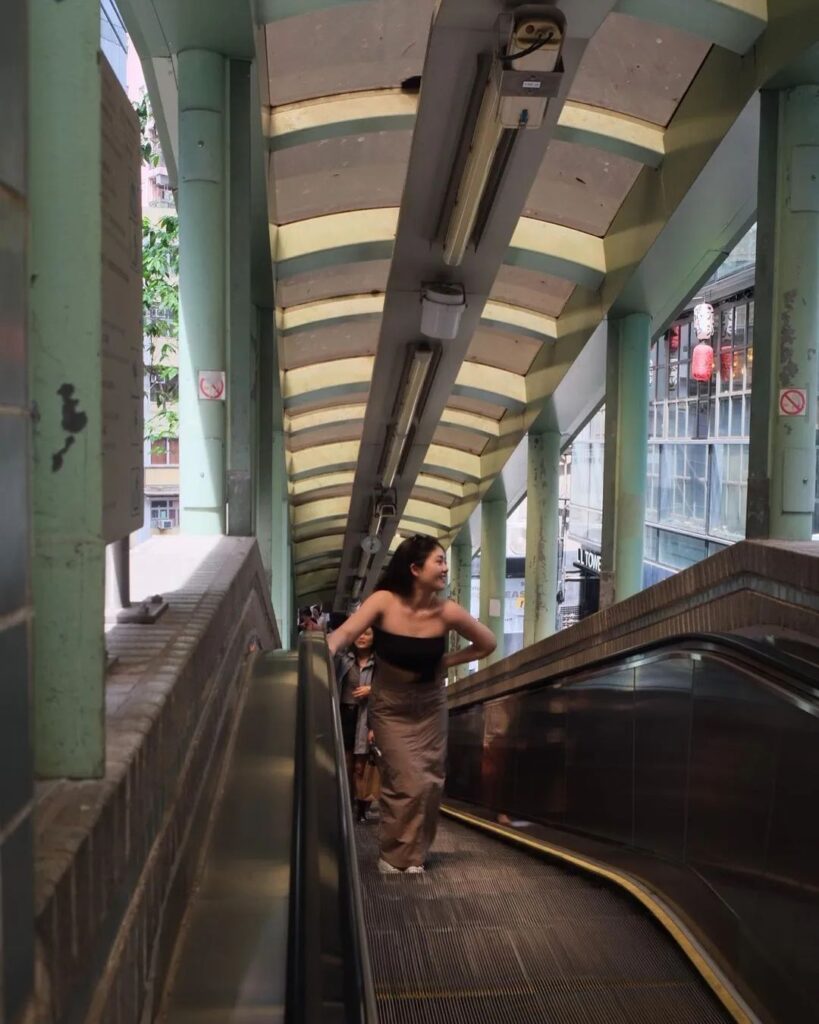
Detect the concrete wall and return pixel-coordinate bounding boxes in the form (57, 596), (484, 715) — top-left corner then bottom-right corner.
(0, 1), (35, 1021)
(33, 538), (277, 1023)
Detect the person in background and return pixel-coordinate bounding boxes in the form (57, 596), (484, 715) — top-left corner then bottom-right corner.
(297, 607), (321, 633)
(328, 534), (495, 874)
(335, 628), (378, 822)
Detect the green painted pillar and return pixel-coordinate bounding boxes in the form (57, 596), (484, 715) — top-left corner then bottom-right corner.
(29, 0), (105, 777)
(227, 60), (253, 536)
(256, 307), (274, 584)
(747, 86), (819, 541)
(448, 527), (473, 680)
(178, 50), (228, 534)
(600, 314), (651, 607)
(480, 479), (506, 666)
(524, 429), (561, 644)
(269, 312), (292, 647)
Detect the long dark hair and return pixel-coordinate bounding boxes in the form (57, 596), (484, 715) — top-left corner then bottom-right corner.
(376, 534), (443, 598)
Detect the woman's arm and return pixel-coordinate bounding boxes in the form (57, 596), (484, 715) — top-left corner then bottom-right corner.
(440, 600), (497, 669)
(327, 591), (388, 656)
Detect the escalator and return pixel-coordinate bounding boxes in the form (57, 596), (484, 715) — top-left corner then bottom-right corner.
(156, 631), (819, 1024)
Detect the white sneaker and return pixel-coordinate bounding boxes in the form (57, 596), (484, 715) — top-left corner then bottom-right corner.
(377, 858), (425, 875)
(378, 858), (402, 874)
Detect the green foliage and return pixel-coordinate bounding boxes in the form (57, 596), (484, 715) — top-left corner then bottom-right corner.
(134, 94), (160, 168)
(134, 90), (180, 447)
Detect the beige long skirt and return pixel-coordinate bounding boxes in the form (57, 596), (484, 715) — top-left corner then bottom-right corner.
(368, 655), (447, 870)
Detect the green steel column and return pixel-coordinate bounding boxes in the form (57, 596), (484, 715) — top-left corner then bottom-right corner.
(269, 310), (292, 647)
(600, 314), (651, 606)
(747, 86), (819, 540)
(178, 50), (227, 534)
(480, 479), (506, 666)
(227, 60), (253, 535)
(256, 308), (274, 584)
(449, 527), (473, 680)
(524, 429), (561, 644)
(29, 0), (105, 777)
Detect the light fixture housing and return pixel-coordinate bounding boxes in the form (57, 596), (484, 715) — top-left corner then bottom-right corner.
(421, 282), (466, 340)
(380, 344), (435, 491)
(442, 6), (565, 267)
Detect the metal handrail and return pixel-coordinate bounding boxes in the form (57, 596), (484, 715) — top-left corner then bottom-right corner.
(450, 630), (819, 712)
(286, 632), (378, 1024)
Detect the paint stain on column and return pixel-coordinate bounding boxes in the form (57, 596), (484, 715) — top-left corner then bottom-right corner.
(779, 289), (798, 384)
(52, 383), (88, 471)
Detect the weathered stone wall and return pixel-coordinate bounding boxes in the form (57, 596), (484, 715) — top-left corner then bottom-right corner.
(33, 538), (278, 1024)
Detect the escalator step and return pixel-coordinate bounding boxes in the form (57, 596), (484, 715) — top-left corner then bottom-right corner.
(356, 818), (731, 1024)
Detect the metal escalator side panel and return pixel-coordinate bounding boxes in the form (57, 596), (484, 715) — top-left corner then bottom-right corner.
(287, 633), (378, 1024)
(445, 642), (819, 1023)
(159, 650), (299, 1023)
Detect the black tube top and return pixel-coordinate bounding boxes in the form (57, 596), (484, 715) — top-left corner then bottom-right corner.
(372, 625), (446, 682)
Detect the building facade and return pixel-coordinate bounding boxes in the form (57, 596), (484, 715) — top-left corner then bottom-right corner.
(560, 228), (780, 621)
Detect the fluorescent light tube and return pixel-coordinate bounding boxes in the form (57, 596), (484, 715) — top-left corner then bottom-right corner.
(381, 346), (434, 490)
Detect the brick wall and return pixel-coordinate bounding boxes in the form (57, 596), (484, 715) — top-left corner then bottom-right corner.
(33, 538), (278, 1023)
(0, 2), (35, 1022)
(449, 539), (819, 709)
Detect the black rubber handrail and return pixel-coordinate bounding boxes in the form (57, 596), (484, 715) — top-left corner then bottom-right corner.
(452, 630), (819, 711)
(286, 632), (378, 1024)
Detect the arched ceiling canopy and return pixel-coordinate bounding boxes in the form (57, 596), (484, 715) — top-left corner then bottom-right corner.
(252, 0), (819, 604)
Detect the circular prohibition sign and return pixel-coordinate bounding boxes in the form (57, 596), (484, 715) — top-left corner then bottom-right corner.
(779, 388), (807, 416)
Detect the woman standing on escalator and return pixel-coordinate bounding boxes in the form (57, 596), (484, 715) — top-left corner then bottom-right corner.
(334, 627), (380, 823)
(328, 534), (496, 874)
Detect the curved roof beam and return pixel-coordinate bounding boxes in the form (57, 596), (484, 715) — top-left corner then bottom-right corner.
(278, 294), (383, 333)
(294, 516), (350, 544)
(259, 0), (381, 22)
(287, 405), (367, 435)
(555, 101), (666, 167)
(295, 567), (339, 594)
(507, 219), (608, 290)
(283, 356), (373, 408)
(615, 0), (766, 54)
(265, 89), (417, 151)
(271, 208), (398, 279)
(416, 474), (474, 501)
(423, 445), (482, 483)
(293, 497), (351, 528)
(295, 534), (346, 561)
(290, 471), (356, 497)
(280, 293), (560, 343)
(452, 363), (527, 411)
(396, 520), (448, 541)
(289, 441), (360, 479)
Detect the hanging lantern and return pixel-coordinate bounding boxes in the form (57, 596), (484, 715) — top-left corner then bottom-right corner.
(692, 341), (715, 381)
(693, 302), (715, 341)
(719, 343), (732, 382)
(668, 324), (681, 351)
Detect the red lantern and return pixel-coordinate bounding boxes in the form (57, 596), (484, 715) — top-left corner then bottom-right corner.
(668, 325), (681, 351)
(692, 342), (715, 382)
(719, 343), (732, 382)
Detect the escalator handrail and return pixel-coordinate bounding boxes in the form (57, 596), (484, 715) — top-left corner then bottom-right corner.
(286, 632), (378, 1024)
(452, 631), (819, 710)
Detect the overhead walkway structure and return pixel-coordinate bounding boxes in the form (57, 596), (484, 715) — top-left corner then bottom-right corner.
(8, 3), (819, 1024)
(154, 545), (819, 1024)
(112, 0), (819, 620)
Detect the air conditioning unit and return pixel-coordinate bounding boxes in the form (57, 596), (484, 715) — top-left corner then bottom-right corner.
(159, 520), (173, 529)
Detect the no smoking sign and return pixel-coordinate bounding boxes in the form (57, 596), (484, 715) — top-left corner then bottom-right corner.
(198, 370), (226, 401)
(779, 387), (807, 417)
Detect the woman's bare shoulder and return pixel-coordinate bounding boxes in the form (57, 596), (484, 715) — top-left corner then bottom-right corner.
(439, 598), (469, 625)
